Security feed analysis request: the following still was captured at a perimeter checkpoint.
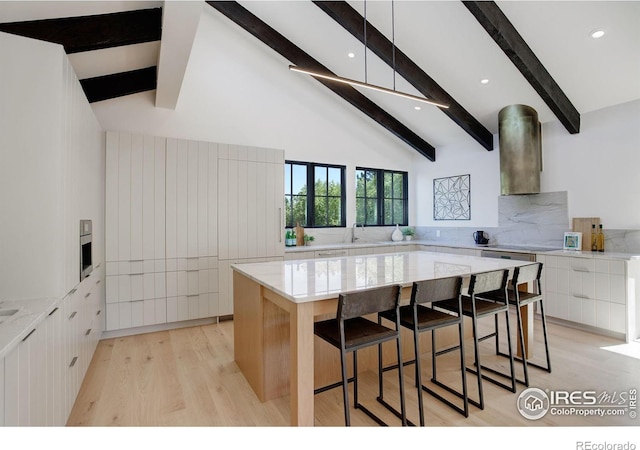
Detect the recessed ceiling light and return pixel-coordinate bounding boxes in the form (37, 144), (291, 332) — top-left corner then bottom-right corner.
(414, 106), (421, 111)
(347, 52), (356, 58)
(590, 29), (605, 39)
(480, 79), (490, 85)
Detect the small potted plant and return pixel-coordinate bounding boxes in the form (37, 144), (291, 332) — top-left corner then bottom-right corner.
(304, 234), (315, 246)
(401, 227), (416, 241)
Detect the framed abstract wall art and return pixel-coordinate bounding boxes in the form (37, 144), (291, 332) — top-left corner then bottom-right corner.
(433, 174), (471, 220)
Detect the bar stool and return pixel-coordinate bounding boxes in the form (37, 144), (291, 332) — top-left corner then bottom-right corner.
(437, 269), (516, 410)
(314, 284), (407, 426)
(476, 262), (551, 386)
(379, 276), (469, 425)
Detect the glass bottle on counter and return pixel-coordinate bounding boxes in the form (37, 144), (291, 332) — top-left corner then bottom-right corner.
(596, 224), (605, 252)
(591, 224), (598, 252)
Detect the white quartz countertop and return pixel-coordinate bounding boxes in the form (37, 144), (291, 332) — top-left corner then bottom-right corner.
(0, 297), (59, 359)
(232, 250), (532, 303)
(285, 239), (639, 260)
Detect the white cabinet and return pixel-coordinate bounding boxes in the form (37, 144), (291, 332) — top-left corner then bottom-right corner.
(0, 357), (4, 426)
(544, 254), (630, 338)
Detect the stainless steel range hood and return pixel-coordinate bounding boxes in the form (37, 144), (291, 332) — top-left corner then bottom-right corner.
(498, 105), (542, 195)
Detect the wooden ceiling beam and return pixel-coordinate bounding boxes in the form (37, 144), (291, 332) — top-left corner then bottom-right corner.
(206, 1), (436, 161)
(0, 8), (162, 54)
(80, 66), (157, 103)
(313, 1), (494, 151)
(463, 1), (580, 134)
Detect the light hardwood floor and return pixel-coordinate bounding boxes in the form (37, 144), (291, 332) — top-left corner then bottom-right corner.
(67, 314), (640, 428)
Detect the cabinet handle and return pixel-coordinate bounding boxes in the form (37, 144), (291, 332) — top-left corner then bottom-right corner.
(85, 328), (92, 336)
(48, 307), (59, 317)
(22, 328), (36, 342)
(128, 259), (144, 263)
(95, 263), (101, 269)
(572, 267), (591, 273)
(69, 288), (77, 295)
(186, 269), (199, 273)
(96, 279), (101, 285)
(130, 272), (144, 276)
(84, 292), (91, 299)
(69, 311), (77, 320)
(187, 294), (199, 298)
(69, 356), (78, 368)
(96, 310), (101, 316)
(573, 293), (590, 299)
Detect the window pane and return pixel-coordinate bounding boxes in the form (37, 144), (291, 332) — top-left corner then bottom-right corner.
(328, 167), (341, 188)
(328, 197), (342, 226)
(355, 170), (365, 197)
(356, 198), (365, 224)
(293, 196), (307, 226)
(285, 164), (291, 195)
(292, 164), (306, 195)
(384, 172), (392, 198)
(366, 170), (378, 198)
(393, 173), (404, 198)
(315, 166), (327, 195)
(393, 200), (404, 224)
(365, 199), (377, 225)
(314, 196), (327, 226)
(383, 199), (392, 225)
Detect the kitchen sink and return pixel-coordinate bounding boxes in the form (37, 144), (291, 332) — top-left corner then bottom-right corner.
(0, 308), (19, 324)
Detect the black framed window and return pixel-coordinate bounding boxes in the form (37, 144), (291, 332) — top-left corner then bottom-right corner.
(285, 161), (346, 228)
(356, 168), (408, 226)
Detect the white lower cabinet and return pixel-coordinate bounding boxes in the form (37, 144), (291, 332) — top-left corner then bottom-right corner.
(2, 267), (104, 426)
(544, 254), (631, 338)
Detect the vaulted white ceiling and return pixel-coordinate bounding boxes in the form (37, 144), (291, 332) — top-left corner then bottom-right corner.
(1, 0), (638, 152)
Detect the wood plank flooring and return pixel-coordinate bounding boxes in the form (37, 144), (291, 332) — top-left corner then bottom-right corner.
(67, 314), (640, 432)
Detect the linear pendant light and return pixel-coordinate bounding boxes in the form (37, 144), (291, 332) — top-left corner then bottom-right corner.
(289, 65), (449, 108)
(289, 0), (449, 109)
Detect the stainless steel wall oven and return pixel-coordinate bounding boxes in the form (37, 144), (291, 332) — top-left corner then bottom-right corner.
(80, 219), (92, 280)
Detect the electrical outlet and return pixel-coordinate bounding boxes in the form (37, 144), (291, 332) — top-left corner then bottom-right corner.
(436, 230), (440, 237)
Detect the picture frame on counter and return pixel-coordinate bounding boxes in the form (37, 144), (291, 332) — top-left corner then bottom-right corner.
(563, 231), (582, 250)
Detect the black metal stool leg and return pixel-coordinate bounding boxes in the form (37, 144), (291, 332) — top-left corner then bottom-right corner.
(340, 347), (350, 426)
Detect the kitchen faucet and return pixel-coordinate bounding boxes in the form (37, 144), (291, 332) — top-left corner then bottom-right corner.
(352, 223), (364, 243)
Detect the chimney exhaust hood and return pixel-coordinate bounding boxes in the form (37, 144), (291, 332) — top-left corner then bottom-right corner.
(498, 104), (542, 195)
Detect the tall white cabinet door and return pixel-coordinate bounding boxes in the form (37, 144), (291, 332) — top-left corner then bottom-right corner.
(130, 134), (144, 261)
(197, 142), (209, 258)
(117, 133), (132, 262)
(176, 140), (189, 259)
(105, 132), (119, 262)
(166, 138), (178, 259)
(187, 140), (199, 258)
(142, 135), (156, 260)
(218, 156), (230, 260)
(208, 143), (218, 257)
(154, 137), (166, 259)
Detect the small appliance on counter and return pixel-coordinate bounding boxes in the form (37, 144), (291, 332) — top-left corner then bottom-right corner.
(80, 219), (93, 281)
(473, 230), (489, 245)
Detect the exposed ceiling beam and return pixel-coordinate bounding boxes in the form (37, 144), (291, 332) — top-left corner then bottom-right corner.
(155, 1), (204, 110)
(463, 1), (580, 134)
(206, 1), (437, 161)
(313, 1), (494, 151)
(80, 66), (157, 103)
(0, 8), (162, 54)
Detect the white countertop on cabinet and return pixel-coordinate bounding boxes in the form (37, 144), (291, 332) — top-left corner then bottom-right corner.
(232, 250), (531, 303)
(0, 297), (59, 359)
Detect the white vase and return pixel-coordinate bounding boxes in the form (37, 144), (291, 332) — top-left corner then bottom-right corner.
(391, 225), (403, 242)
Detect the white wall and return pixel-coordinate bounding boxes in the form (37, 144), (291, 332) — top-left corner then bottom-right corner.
(540, 99), (640, 229)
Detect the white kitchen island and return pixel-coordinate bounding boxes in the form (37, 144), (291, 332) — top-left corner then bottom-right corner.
(231, 251), (531, 426)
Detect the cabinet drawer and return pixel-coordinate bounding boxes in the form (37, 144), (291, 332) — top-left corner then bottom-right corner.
(314, 250), (348, 258)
